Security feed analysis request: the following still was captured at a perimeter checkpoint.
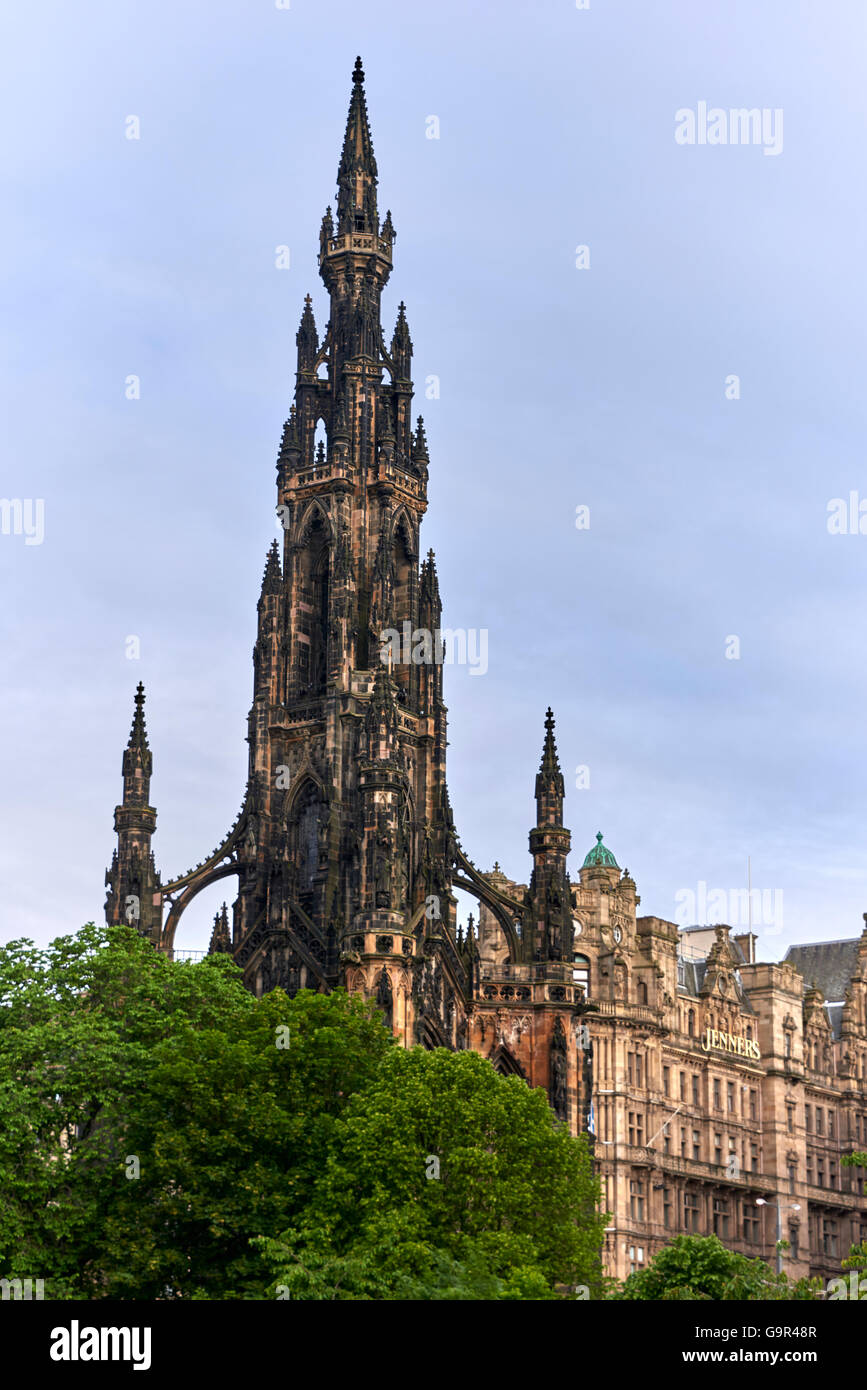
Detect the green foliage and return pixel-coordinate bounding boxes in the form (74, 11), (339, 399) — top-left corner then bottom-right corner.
(0, 924), (390, 1297)
(0, 923), (606, 1300)
(616, 1234), (821, 1301)
(256, 1048), (606, 1299)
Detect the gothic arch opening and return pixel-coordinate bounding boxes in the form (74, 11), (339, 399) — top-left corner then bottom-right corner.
(391, 513), (415, 698)
(296, 508), (331, 696)
(489, 1043), (525, 1078)
(286, 778), (328, 907)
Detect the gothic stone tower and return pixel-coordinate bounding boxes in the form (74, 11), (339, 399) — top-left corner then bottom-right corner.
(105, 59), (589, 1121)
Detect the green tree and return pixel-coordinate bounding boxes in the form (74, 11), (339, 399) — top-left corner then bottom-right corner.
(1, 923), (608, 1300)
(0, 924), (390, 1298)
(841, 1150), (867, 1275)
(0, 922), (256, 1296)
(617, 1234), (821, 1301)
(256, 1047), (607, 1300)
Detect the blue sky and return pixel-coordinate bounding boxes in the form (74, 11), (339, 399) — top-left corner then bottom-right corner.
(2, 0), (867, 959)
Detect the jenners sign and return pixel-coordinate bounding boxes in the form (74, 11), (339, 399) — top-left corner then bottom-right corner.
(702, 1027), (760, 1060)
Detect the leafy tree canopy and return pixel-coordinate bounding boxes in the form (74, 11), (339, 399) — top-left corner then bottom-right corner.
(617, 1234), (821, 1301)
(0, 923), (604, 1300)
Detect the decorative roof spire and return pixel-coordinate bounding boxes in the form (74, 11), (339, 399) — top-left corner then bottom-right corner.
(411, 416), (429, 475)
(390, 300), (412, 375)
(127, 681), (149, 751)
(260, 540), (282, 597)
(534, 706), (565, 826)
(336, 56), (378, 236)
(539, 707), (561, 778)
(296, 294), (318, 371)
(209, 902), (232, 955)
(122, 681), (153, 787)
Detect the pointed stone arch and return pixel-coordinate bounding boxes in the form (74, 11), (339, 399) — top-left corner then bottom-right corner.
(489, 1042), (525, 1079)
(293, 498), (335, 548)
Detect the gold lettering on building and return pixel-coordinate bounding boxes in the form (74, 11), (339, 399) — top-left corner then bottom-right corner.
(702, 1026), (759, 1060)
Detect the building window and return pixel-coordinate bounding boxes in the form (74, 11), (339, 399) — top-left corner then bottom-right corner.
(787, 1163), (796, 1194)
(684, 1190), (700, 1232)
(628, 1113), (644, 1146)
(822, 1219), (838, 1258)
(680, 1127), (687, 1158)
(806, 1154), (813, 1185)
(663, 1132), (671, 1155)
(692, 1130), (701, 1160)
(713, 1196), (730, 1239)
(805, 1104), (812, 1133)
(688, 1008), (696, 1037)
(663, 1066), (670, 1097)
(746, 1026), (753, 1042)
(663, 1188), (672, 1228)
(630, 1179), (645, 1222)
(828, 1109), (835, 1138)
(816, 1108), (823, 1136)
(816, 1157), (825, 1187)
(789, 1224), (799, 1261)
(744, 1202), (760, 1243)
(786, 1104), (794, 1134)
(713, 1133), (722, 1166)
(692, 1074), (700, 1106)
(680, 1071), (687, 1102)
(750, 1142), (759, 1173)
(638, 981), (648, 1005)
(572, 954), (590, 993)
(784, 1032), (792, 1058)
(829, 1160), (837, 1190)
(749, 1089), (757, 1121)
(727, 1081), (735, 1113)
(628, 1245), (645, 1273)
(713, 1078), (721, 1110)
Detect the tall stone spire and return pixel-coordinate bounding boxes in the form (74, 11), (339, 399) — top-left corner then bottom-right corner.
(122, 682), (152, 806)
(336, 56), (379, 237)
(535, 706), (565, 827)
(105, 683), (162, 941)
(527, 707), (571, 961)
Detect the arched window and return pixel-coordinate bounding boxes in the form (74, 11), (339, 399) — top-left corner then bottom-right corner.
(296, 510), (330, 696)
(687, 1008), (696, 1037)
(390, 516), (415, 697)
(572, 953), (590, 996)
(638, 980), (648, 1005)
(746, 1025), (752, 1042)
(289, 781), (326, 899)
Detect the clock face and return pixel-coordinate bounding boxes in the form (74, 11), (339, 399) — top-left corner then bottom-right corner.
(612, 926), (623, 944)
(573, 919), (582, 937)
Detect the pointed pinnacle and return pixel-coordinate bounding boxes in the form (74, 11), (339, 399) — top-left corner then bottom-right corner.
(538, 707), (563, 782)
(128, 681), (149, 750)
(261, 540), (282, 596)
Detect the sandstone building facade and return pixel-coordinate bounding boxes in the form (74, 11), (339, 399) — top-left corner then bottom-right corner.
(103, 59), (867, 1285)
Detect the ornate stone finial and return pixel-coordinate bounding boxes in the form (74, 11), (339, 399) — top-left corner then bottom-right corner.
(353, 55), (364, 85)
(260, 540), (282, 597)
(127, 681), (149, 750)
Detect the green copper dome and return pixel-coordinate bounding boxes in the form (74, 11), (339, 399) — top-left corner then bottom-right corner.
(582, 831), (619, 869)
